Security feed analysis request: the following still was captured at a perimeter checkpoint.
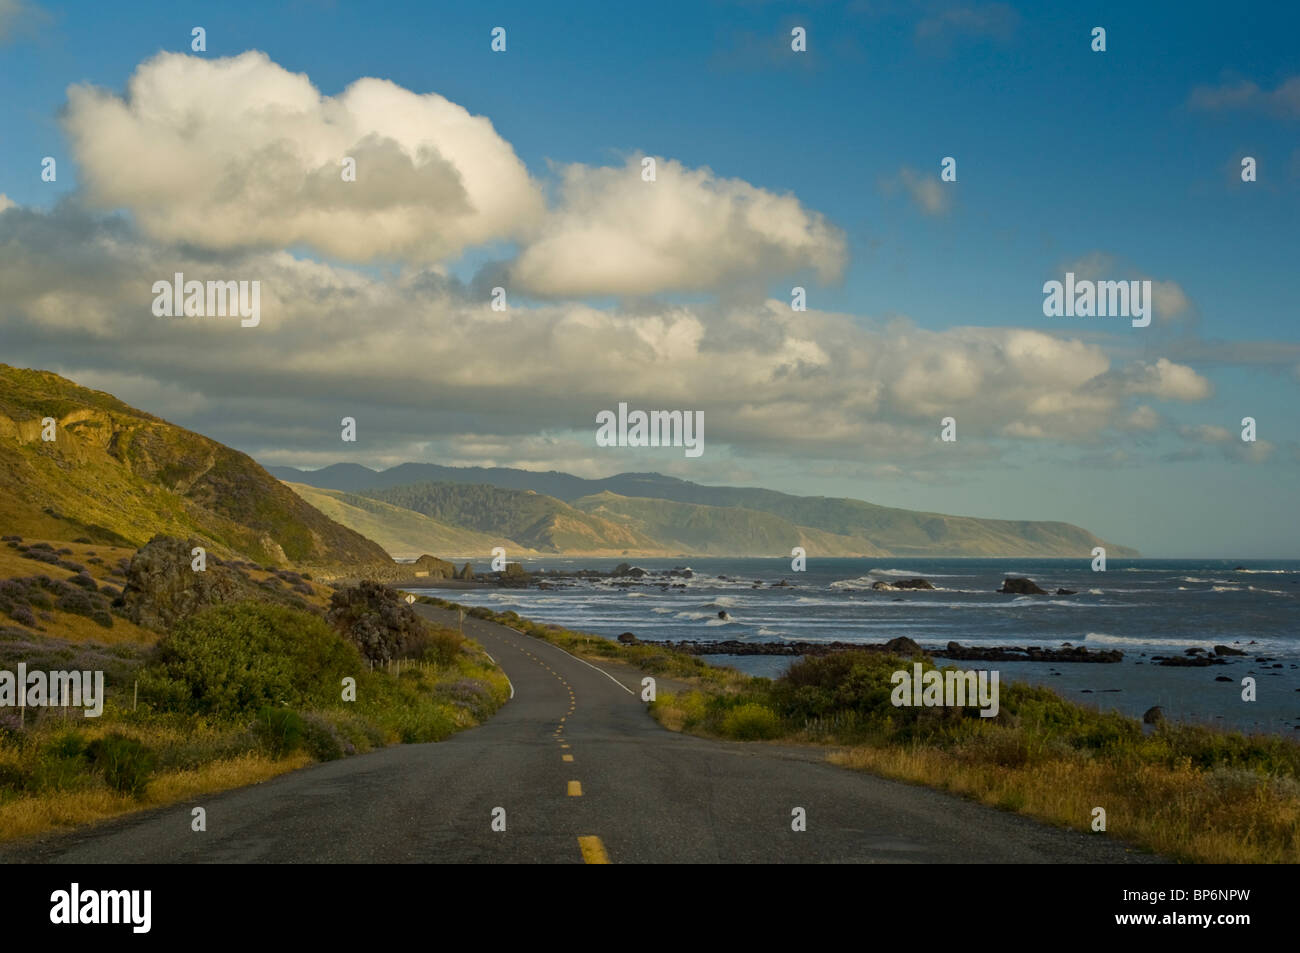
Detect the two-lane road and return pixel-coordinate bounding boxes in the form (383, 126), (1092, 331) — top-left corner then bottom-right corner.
(1, 606), (1162, 864)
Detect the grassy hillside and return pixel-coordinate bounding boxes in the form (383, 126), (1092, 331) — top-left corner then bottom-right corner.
(0, 365), (391, 568)
(284, 483), (536, 558)
(362, 482), (668, 555)
(571, 491), (890, 556)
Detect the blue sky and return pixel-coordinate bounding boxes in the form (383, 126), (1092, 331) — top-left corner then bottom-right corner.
(1, 0), (1297, 556)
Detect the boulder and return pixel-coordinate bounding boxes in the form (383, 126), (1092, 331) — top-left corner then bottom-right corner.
(1214, 644), (1245, 656)
(998, 577), (1047, 595)
(412, 554), (457, 579)
(883, 636), (923, 655)
(456, 562), (475, 581)
(1143, 706), (1165, 725)
(1055, 588), (1078, 595)
(119, 535), (260, 632)
(617, 632), (639, 644)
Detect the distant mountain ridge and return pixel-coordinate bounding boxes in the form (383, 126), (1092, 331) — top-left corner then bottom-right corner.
(270, 463), (1140, 558)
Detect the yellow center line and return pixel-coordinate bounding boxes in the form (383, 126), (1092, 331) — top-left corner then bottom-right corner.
(562, 754), (574, 762)
(578, 836), (610, 864)
(567, 780), (582, 796)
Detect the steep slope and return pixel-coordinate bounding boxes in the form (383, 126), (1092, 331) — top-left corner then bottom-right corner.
(0, 365), (392, 568)
(283, 483), (535, 558)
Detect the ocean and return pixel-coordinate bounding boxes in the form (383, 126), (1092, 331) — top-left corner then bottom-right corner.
(411, 557), (1300, 735)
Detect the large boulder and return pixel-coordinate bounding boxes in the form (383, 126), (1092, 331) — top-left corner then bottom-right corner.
(412, 554), (457, 579)
(326, 579), (426, 665)
(119, 535), (260, 632)
(457, 562), (475, 581)
(873, 578), (934, 590)
(998, 577), (1047, 595)
(883, 636), (923, 655)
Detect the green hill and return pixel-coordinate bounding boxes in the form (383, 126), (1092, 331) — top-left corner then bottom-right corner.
(278, 463), (1140, 558)
(284, 483), (535, 558)
(571, 491), (890, 556)
(362, 483), (669, 555)
(0, 365), (392, 568)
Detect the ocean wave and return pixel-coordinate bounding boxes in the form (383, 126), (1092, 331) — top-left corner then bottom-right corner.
(1212, 586), (1242, 592)
(1083, 632), (1218, 648)
(651, 607), (673, 614)
(705, 617), (736, 627)
(758, 627), (783, 637)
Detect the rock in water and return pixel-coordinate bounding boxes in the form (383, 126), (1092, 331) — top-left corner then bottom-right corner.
(1214, 644), (1245, 656)
(998, 577), (1047, 595)
(1143, 706), (1165, 725)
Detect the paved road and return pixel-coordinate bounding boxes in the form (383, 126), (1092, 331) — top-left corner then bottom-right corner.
(2, 607), (1162, 863)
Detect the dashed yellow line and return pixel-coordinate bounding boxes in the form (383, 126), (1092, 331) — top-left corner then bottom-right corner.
(577, 835), (609, 864)
(567, 780), (582, 797)
(562, 754), (574, 762)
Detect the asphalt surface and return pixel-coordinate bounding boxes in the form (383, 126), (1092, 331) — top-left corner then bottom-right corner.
(1, 606), (1163, 863)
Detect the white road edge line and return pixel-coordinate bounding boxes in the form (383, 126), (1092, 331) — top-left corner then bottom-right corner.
(532, 637), (635, 695)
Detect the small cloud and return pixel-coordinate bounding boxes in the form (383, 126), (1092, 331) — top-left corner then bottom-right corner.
(1189, 76), (1300, 120)
(915, 3), (1018, 48)
(882, 165), (951, 216)
(1124, 405), (1160, 431)
(0, 0), (47, 43)
(1118, 359), (1211, 402)
(1178, 423), (1233, 444)
(0, 194), (15, 213)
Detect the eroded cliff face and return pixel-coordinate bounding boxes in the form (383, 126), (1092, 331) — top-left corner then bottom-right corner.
(0, 364), (393, 570)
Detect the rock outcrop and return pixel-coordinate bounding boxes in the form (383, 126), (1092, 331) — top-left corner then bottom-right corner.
(119, 535), (261, 631)
(998, 577), (1048, 595)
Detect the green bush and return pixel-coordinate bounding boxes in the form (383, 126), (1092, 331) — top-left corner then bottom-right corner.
(300, 713), (346, 761)
(140, 601), (361, 716)
(86, 732), (155, 797)
(721, 703), (781, 740)
(253, 707), (306, 758)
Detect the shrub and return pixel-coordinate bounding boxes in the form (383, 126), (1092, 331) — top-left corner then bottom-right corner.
(140, 601), (361, 716)
(86, 733), (155, 797)
(406, 625), (465, 667)
(301, 713), (346, 761)
(253, 707), (306, 758)
(722, 703), (782, 740)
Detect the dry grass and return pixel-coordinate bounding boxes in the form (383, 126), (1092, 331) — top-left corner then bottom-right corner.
(0, 752), (310, 841)
(829, 744), (1300, 863)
